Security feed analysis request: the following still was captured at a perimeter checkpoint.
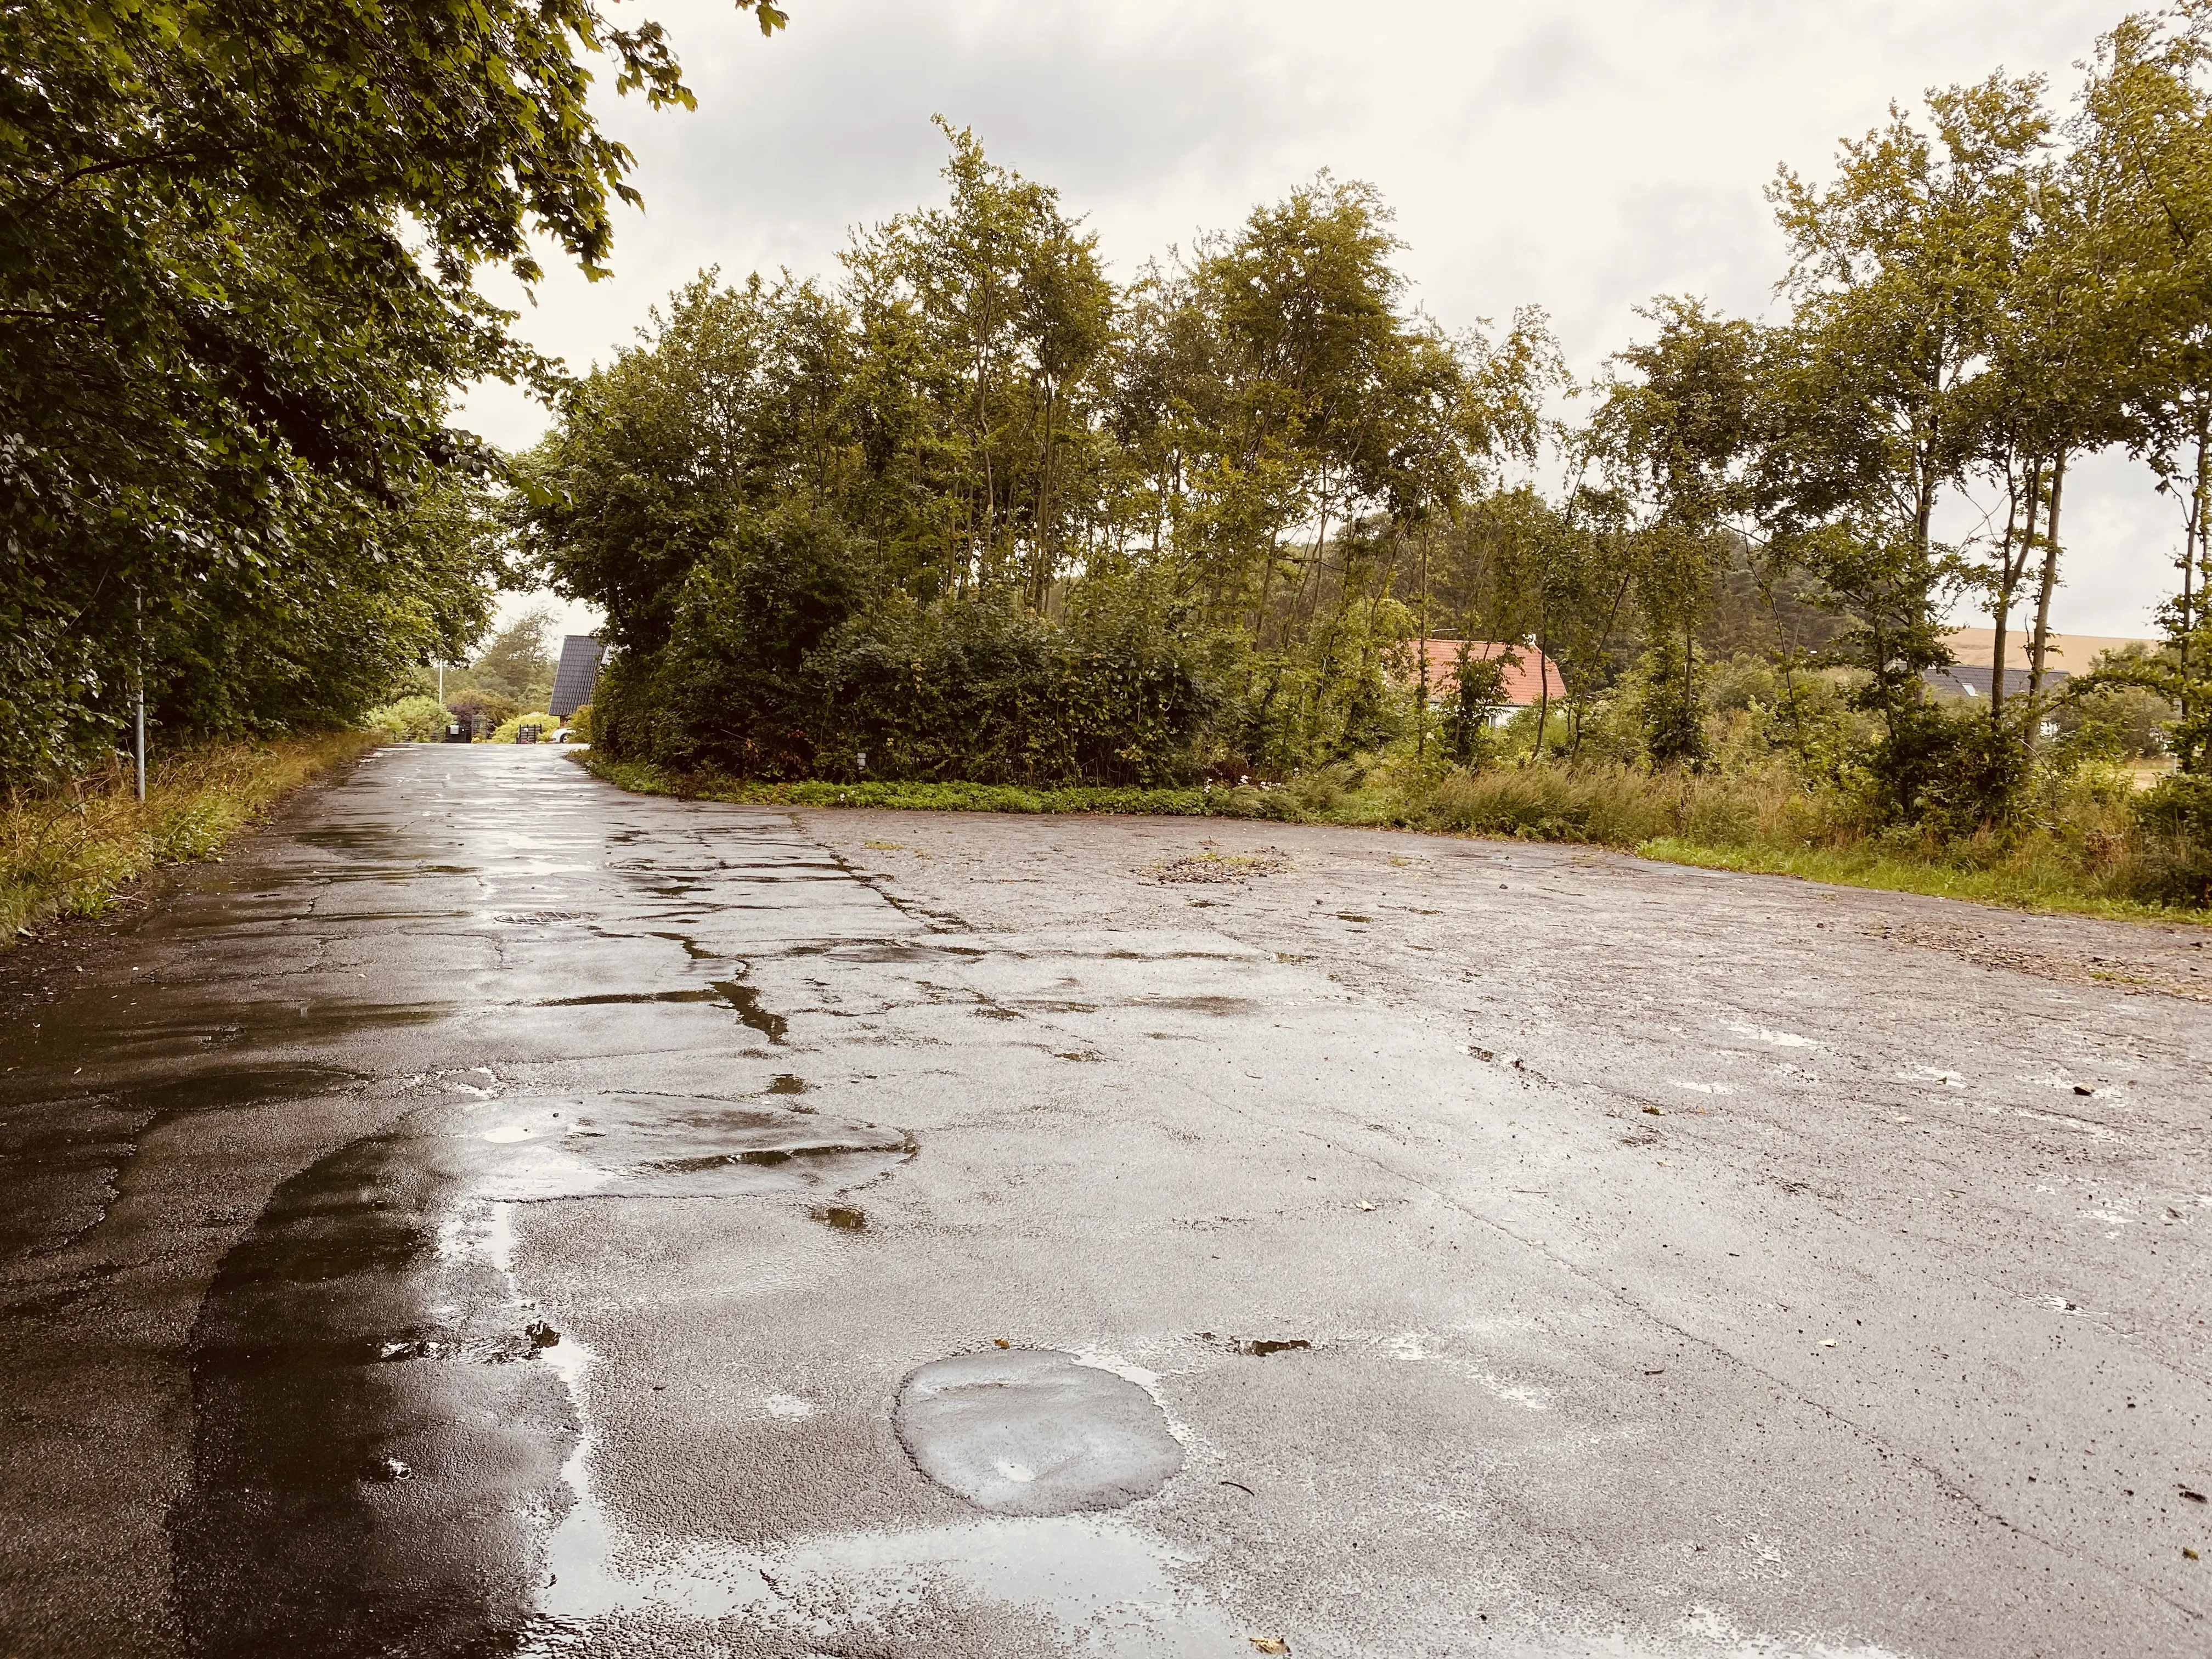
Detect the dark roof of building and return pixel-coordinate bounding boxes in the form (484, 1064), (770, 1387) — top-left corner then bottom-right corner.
(549, 634), (606, 718)
(1923, 664), (2070, 699)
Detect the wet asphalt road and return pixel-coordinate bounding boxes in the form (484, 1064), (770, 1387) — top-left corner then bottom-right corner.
(1, 743), (2208, 1658)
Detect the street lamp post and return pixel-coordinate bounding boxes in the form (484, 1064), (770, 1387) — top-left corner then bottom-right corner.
(133, 587), (146, 803)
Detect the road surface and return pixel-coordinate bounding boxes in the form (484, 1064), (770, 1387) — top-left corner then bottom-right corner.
(2, 744), (2207, 1657)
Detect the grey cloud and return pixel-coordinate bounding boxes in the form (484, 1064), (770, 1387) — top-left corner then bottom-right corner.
(1474, 15), (1615, 113)
(1596, 179), (1779, 322)
(607, 0), (1347, 278)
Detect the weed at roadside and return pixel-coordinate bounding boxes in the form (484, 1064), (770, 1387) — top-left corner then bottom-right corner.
(2, 732), (375, 944)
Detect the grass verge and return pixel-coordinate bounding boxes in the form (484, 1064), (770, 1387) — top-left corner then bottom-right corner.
(2, 731), (376, 944)
(579, 753), (2210, 926)
(1632, 839), (2202, 924)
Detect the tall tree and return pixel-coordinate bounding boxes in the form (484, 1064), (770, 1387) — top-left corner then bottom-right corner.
(1593, 297), (1765, 764)
(2080, 4), (2212, 768)
(842, 123), (1116, 605)
(2, 0), (787, 781)
(1764, 72), (2049, 800)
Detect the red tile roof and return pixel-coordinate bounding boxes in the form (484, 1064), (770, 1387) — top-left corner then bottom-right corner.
(1400, 640), (1565, 707)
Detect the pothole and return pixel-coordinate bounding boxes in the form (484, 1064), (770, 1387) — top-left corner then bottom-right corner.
(1151, 850), (1286, 884)
(893, 1349), (1183, 1517)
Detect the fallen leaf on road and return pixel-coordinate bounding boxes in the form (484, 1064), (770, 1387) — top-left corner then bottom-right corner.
(1250, 1640), (1289, 1654)
(993, 1337), (1011, 1349)
(1641, 1105), (1662, 1116)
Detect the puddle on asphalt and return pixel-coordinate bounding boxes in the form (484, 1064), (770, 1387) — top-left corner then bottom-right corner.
(894, 1349), (1185, 1517)
(171, 1128), (574, 1657)
(644, 929), (727, 962)
(25, 991), (445, 1074)
(719, 980), (789, 1042)
(526, 1328), (1240, 1659)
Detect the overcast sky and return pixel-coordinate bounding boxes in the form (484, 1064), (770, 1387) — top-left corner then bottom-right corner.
(471, 0), (2178, 645)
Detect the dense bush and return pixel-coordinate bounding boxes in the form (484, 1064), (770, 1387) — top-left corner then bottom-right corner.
(363, 696), (451, 743)
(2126, 775), (2212, 907)
(488, 710), (556, 744)
(447, 691), (521, 737)
(591, 512), (1216, 786)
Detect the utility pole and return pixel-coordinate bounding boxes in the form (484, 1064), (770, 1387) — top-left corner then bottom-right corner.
(133, 588), (146, 803)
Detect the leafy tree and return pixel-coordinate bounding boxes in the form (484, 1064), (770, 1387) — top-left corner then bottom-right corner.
(517, 272), (847, 652)
(1592, 298), (1766, 765)
(1763, 74), (2050, 820)
(840, 123), (1117, 604)
(465, 608), (560, 706)
(2077, 4), (2212, 769)
(2, 0), (787, 782)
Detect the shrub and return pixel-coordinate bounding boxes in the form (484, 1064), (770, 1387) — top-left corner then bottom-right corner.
(2121, 774), (2212, 907)
(595, 509), (1215, 786)
(488, 710), (555, 743)
(447, 691), (520, 736)
(363, 695), (450, 742)
(1412, 760), (1830, 850)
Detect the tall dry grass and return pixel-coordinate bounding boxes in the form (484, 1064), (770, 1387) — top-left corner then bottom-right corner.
(1379, 757), (2205, 919)
(1, 732), (374, 942)
(1403, 760), (1838, 849)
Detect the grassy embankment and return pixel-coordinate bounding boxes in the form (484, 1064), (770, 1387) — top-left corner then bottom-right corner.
(1, 731), (376, 944)
(583, 752), (2209, 924)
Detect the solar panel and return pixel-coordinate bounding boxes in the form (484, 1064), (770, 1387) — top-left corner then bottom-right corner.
(549, 634), (605, 717)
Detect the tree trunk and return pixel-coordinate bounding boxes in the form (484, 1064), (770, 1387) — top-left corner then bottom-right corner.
(1988, 458), (2028, 720)
(2028, 450), (2066, 698)
(2183, 415), (2207, 772)
(1534, 614), (1551, 758)
(1415, 524), (1430, 761)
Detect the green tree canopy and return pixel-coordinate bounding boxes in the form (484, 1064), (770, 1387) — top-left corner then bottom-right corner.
(1, 0), (786, 782)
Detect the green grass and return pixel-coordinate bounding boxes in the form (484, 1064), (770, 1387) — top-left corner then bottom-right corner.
(1633, 838), (2205, 924)
(580, 752), (2211, 926)
(2, 731), (376, 944)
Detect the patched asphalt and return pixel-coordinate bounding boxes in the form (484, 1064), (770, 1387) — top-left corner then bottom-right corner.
(1, 744), (2205, 1657)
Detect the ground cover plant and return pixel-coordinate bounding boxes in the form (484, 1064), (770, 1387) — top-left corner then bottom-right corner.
(1, 732), (375, 942)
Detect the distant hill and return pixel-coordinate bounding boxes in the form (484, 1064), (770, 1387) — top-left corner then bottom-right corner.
(1939, 629), (2152, 672)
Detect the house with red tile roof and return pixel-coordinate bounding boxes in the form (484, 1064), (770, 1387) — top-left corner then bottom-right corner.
(1398, 640), (1566, 713)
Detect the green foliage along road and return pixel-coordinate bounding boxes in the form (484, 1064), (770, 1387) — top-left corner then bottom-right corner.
(0, 0), (785, 785)
(518, 15), (2212, 908)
